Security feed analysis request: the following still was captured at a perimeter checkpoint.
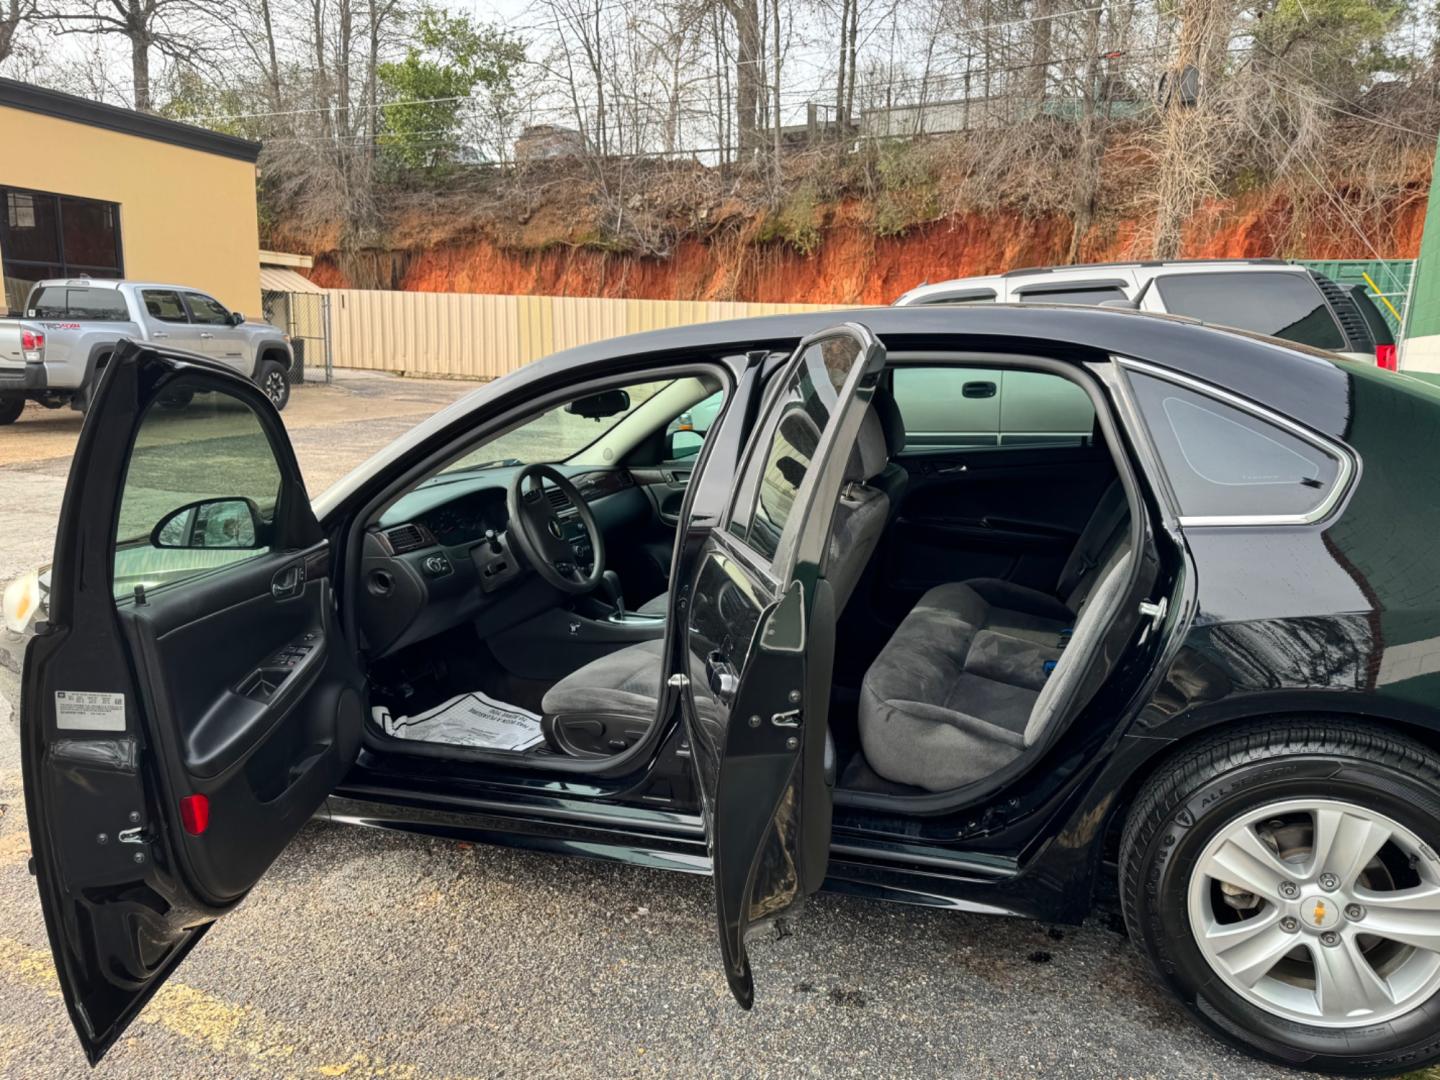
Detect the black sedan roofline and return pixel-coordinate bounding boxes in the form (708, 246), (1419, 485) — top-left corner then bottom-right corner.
(532, 303), (1354, 437)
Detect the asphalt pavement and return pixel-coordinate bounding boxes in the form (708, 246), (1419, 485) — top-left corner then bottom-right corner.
(0, 373), (1325, 1079)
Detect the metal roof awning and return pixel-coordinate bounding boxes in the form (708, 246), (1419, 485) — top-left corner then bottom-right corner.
(260, 266), (324, 293)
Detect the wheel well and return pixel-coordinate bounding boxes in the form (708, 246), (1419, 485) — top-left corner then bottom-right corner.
(1099, 710), (1440, 865)
(259, 346), (291, 371)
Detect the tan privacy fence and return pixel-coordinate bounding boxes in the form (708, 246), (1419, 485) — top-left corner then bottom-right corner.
(327, 289), (845, 379)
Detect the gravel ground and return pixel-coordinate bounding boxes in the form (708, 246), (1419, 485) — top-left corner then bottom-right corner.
(0, 372), (1326, 1079)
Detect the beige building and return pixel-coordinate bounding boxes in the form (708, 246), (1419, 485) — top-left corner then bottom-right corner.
(0, 77), (262, 316)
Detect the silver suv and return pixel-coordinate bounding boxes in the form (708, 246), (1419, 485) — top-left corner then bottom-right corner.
(895, 259), (1388, 365)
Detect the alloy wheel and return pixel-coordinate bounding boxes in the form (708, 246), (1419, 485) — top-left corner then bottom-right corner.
(1187, 797), (1440, 1027)
(264, 370), (287, 405)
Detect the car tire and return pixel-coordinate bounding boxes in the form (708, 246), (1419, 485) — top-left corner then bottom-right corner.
(0, 394), (23, 425)
(257, 358), (290, 412)
(1120, 720), (1440, 1076)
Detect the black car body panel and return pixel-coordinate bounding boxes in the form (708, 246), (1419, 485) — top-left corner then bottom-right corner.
(26, 300), (1440, 1064)
(326, 308), (1440, 921)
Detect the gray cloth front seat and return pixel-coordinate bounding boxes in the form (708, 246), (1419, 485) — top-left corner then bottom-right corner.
(857, 481), (1133, 793)
(544, 407), (894, 725)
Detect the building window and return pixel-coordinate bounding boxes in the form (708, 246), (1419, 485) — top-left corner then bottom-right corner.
(0, 186), (123, 314)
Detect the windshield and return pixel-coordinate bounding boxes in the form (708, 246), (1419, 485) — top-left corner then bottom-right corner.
(438, 379), (674, 474)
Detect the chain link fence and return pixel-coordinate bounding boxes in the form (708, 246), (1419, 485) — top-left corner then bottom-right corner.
(262, 289), (333, 383)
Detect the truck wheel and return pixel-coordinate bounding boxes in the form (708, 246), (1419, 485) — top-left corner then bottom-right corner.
(257, 358), (290, 412)
(0, 394), (23, 425)
(1120, 721), (1440, 1074)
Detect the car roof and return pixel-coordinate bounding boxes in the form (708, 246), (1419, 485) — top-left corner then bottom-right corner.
(33, 279), (206, 293)
(1000, 257), (1289, 279)
(897, 259), (1309, 304)
(500, 303), (1355, 435)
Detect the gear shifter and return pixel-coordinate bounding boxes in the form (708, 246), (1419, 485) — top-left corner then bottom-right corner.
(596, 569), (625, 620)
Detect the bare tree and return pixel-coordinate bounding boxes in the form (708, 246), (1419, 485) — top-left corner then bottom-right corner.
(0, 0), (38, 66)
(38, 0), (225, 110)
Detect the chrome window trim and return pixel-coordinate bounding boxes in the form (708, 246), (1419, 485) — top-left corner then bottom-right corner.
(1114, 356), (1356, 528)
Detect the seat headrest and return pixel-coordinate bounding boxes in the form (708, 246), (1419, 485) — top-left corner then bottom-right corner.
(844, 408), (890, 483)
(872, 386), (906, 456)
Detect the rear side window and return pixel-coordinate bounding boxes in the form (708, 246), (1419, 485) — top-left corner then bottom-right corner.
(27, 286), (128, 321)
(142, 289), (188, 323)
(1128, 371), (1343, 520)
(1154, 272), (1346, 350)
(891, 366), (1094, 448)
(911, 288), (997, 305)
(1015, 285), (1127, 306)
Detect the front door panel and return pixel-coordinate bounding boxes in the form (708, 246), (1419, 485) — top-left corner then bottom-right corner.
(682, 323), (885, 1006)
(22, 345), (362, 1062)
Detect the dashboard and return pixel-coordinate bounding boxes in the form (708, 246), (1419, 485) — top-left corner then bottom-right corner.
(415, 488), (509, 546)
(357, 465), (650, 658)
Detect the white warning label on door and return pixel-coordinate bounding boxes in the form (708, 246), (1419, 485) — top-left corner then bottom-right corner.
(54, 691), (126, 731)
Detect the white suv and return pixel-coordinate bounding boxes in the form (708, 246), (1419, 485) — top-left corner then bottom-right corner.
(894, 259), (1389, 366)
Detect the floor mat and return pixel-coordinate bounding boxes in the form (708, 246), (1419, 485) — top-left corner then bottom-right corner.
(373, 691), (545, 752)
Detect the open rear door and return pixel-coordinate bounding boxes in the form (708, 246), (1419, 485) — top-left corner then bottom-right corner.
(679, 323), (886, 1006)
(21, 343), (364, 1062)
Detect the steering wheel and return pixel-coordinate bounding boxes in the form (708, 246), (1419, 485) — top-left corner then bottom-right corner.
(505, 464), (606, 594)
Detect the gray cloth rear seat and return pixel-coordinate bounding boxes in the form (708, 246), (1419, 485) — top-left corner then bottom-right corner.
(857, 481), (1133, 793)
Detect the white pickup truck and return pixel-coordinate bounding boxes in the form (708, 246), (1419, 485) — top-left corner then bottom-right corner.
(0, 278), (294, 424)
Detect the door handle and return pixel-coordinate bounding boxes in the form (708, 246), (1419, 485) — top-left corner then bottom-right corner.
(152, 331), (169, 339)
(271, 562), (306, 600)
(199, 332), (215, 340)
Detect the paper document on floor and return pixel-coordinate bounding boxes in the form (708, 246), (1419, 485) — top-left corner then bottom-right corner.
(374, 691), (545, 752)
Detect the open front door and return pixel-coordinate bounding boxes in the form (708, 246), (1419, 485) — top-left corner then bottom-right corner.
(21, 343), (364, 1063)
(680, 324), (886, 1007)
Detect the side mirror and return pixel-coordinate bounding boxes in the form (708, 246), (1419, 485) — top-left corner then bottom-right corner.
(667, 428), (705, 460)
(565, 388), (630, 421)
(228, 311), (246, 326)
(150, 497), (264, 550)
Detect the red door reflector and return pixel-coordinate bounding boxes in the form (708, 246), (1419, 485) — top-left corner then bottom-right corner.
(179, 794), (210, 835)
(1376, 344), (1398, 371)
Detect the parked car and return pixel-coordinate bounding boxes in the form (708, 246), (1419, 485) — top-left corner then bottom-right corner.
(894, 259), (1394, 367)
(0, 278), (294, 423)
(18, 304), (1440, 1075)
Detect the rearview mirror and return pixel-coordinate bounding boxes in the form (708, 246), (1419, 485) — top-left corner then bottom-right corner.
(228, 311), (246, 326)
(565, 389), (630, 421)
(150, 497), (264, 550)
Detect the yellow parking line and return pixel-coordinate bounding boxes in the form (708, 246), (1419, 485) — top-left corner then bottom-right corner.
(0, 936), (436, 1077)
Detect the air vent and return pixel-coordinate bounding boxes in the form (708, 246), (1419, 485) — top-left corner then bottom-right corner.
(546, 487), (575, 514)
(383, 524), (429, 554)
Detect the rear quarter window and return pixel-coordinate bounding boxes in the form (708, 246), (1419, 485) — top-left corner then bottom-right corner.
(28, 286), (128, 321)
(1128, 370), (1345, 521)
(1153, 272), (1346, 351)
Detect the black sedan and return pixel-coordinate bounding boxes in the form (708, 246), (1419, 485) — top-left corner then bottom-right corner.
(20, 304), (1440, 1074)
